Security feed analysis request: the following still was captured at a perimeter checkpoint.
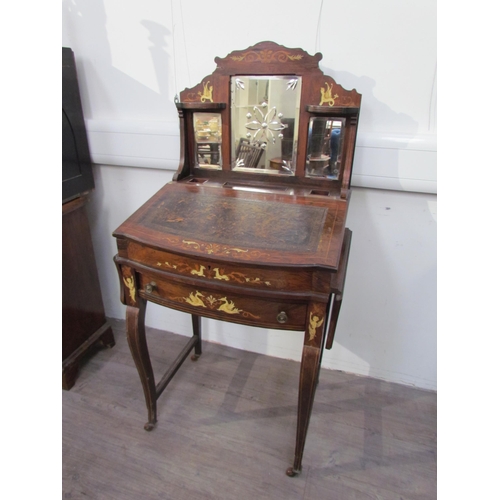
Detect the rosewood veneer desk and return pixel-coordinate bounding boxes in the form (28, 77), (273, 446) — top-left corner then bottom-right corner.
(113, 42), (361, 476)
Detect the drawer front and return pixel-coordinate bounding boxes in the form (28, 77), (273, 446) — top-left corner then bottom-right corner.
(137, 270), (308, 331)
(126, 241), (313, 293)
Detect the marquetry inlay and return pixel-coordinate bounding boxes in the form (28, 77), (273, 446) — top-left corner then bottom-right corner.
(123, 275), (136, 304)
(182, 80), (214, 103)
(319, 82), (338, 107)
(230, 50), (303, 63)
(308, 312), (324, 341)
(198, 81), (213, 102)
(155, 260), (272, 286)
(175, 291), (260, 319)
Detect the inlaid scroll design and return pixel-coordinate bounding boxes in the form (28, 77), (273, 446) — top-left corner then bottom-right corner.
(175, 291), (260, 319)
(157, 261), (178, 269)
(230, 50), (303, 63)
(157, 234), (276, 260)
(182, 240), (249, 256)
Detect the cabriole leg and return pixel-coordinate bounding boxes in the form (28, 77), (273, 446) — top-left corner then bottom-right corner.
(126, 298), (157, 431)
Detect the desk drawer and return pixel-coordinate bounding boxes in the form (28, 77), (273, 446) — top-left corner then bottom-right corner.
(137, 270), (308, 331)
(125, 241), (313, 293)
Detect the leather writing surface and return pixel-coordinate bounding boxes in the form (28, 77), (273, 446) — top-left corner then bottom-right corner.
(115, 183), (346, 269)
(139, 190), (327, 253)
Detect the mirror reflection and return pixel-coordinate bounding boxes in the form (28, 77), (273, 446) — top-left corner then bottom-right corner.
(305, 117), (345, 179)
(194, 112), (222, 169)
(230, 76), (301, 175)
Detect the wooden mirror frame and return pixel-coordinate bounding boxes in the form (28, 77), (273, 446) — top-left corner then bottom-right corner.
(174, 41), (361, 199)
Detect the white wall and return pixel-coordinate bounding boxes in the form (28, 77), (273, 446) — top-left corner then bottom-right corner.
(63, 0), (437, 192)
(63, 0), (437, 390)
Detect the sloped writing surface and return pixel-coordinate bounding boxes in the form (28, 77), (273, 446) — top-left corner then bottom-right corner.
(114, 183), (347, 270)
(139, 189), (326, 252)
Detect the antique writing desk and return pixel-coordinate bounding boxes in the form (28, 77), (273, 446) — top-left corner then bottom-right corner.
(113, 42), (361, 476)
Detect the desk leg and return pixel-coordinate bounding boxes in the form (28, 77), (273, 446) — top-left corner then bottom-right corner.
(287, 302), (327, 477)
(126, 298), (157, 431)
(191, 314), (202, 361)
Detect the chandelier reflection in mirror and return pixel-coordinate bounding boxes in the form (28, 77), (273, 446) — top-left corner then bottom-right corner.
(231, 76), (302, 174)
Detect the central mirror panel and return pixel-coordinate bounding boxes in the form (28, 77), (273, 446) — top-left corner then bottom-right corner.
(230, 76), (302, 175)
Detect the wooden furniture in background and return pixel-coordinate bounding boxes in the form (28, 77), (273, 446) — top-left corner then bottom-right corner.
(62, 47), (114, 389)
(62, 196), (115, 389)
(235, 138), (264, 168)
(113, 41), (361, 475)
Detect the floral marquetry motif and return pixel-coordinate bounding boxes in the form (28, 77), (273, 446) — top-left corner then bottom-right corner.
(230, 50), (303, 63)
(213, 41), (322, 73)
(182, 240), (249, 256)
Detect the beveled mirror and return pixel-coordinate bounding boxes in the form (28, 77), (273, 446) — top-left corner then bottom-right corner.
(306, 117), (345, 179)
(174, 41), (361, 199)
(230, 76), (302, 175)
(193, 112), (222, 169)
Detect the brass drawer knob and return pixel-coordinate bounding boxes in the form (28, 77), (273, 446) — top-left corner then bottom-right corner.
(276, 311), (288, 324)
(145, 282), (157, 293)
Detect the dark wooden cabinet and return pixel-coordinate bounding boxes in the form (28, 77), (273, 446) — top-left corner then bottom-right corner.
(62, 197), (115, 389)
(62, 47), (114, 390)
(62, 47), (95, 204)
(113, 42), (360, 475)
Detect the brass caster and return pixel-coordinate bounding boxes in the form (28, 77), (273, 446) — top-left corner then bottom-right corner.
(286, 467), (301, 477)
(191, 354), (201, 361)
(144, 421), (156, 432)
